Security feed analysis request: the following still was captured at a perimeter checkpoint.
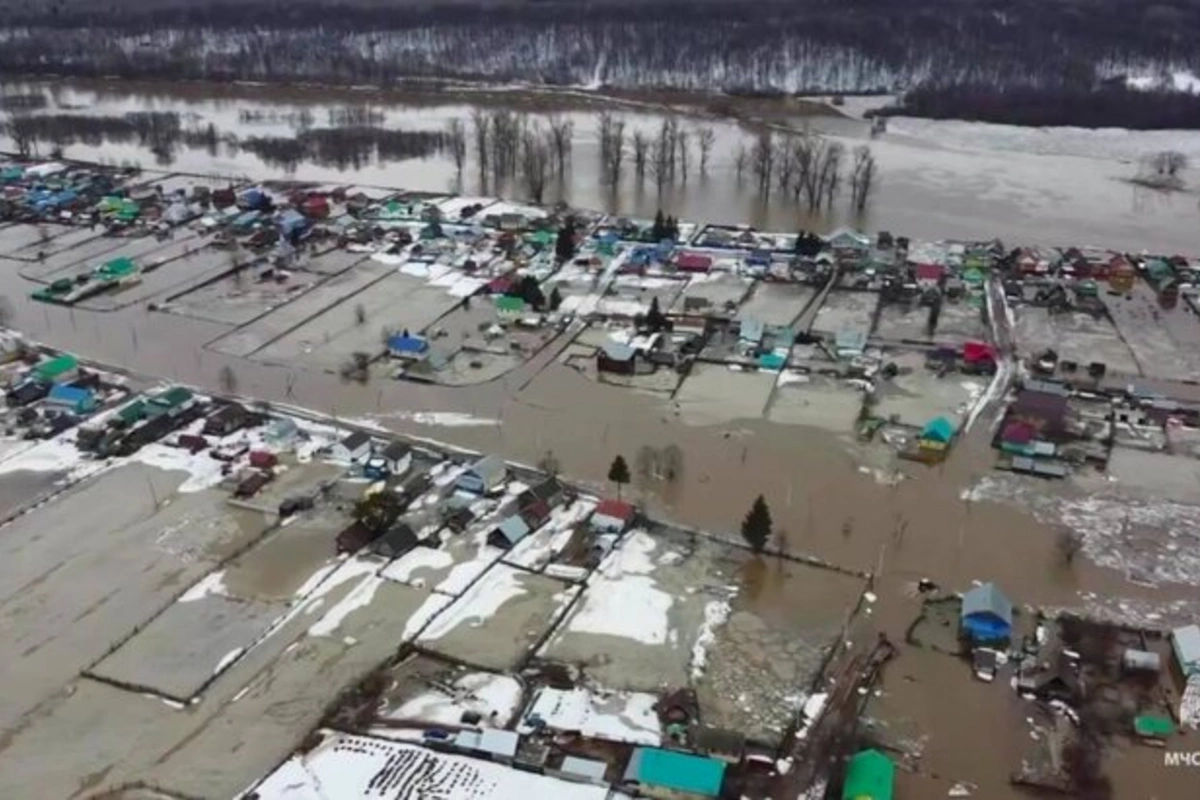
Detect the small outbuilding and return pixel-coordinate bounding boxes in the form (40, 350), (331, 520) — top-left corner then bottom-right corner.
(387, 333), (429, 361)
(841, 748), (894, 800)
(1172, 624), (1200, 678)
(45, 384), (96, 415)
(330, 431), (372, 464)
(590, 498), (636, 533)
(456, 455), (507, 495)
(488, 515), (531, 549)
(623, 747), (725, 799)
(961, 582), (1014, 644)
(370, 522), (420, 559)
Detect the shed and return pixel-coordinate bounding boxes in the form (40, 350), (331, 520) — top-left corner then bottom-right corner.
(248, 450), (277, 469)
(34, 353), (79, 383)
(674, 252), (713, 273)
(961, 582), (1014, 643)
(6, 379), (49, 407)
(454, 729), (519, 761)
(623, 747), (725, 798)
(591, 498), (636, 533)
(371, 523), (419, 559)
(330, 431), (371, 463)
(496, 295), (526, 319)
(1172, 624), (1200, 678)
(148, 386), (196, 418)
(597, 342), (638, 375)
(1123, 649), (1162, 674)
(1134, 714), (1174, 740)
(835, 329), (867, 358)
(560, 756), (608, 784)
(841, 748), (894, 800)
(379, 440), (413, 475)
(738, 318), (764, 348)
(690, 726), (745, 763)
(45, 384), (96, 414)
(921, 416), (956, 446)
(456, 455), (507, 494)
(488, 515), (531, 549)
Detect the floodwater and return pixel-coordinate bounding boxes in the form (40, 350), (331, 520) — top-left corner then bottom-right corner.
(1, 78), (1198, 797)
(3, 78), (1200, 250)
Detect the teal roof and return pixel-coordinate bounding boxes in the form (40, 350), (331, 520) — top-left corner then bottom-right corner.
(626, 748), (725, 797)
(922, 415), (956, 443)
(842, 749), (894, 800)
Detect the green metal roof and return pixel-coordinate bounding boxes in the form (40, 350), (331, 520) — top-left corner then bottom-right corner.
(35, 353), (78, 380)
(118, 399), (147, 423)
(1134, 714), (1173, 737)
(495, 296), (526, 313)
(629, 748), (725, 797)
(153, 386), (194, 408)
(842, 749), (894, 800)
(97, 257), (137, 279)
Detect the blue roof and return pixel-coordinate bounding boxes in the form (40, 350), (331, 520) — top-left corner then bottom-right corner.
(388, 334), (428, 354)
(47, 384), (93, 405)
(494, 515), (531, 545)
(625, 748), (725, 797)
(278, 209), (308, 233)
(962, 582), (1013, 625)
(922, 416), (956, 443)
(739, 318), (764, 343)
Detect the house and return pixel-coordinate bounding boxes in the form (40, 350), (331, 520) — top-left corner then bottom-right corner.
(920, 416), (956, 450)
(1171, 624), (1200, 678)
(265, 416), (300, 447)
(456, 455), (507, 494)
(1009, 390), (1069, 438)
(623, 747), (725, 799)
(597, 342), (638, 375)
(519, 498), (553, 530)
(488, 515), (532, 549)
(277, 209), (309, 240)
(147, 386), (197, 419)
(962, 341), (996, 374)
(387, 333), (429, 361)
(330, 431), (372, 464)
(674, 252), (713, 273)
(44, 384), (96, 415)
(590, 498), (636, 533)
(34, 353), (79, 384)
(6, 379), (50, 407)
(835, 329), (867, 359)
(559, 756), (608, 785)
(1109, 256), (1137, 293)
(452, 729), (520, 763)
(371, 522), (419, 559)
(518, 477), (566, 511)
(826, 227), (871, 254)
(203, 403), (258, 436)
(999, 420), (1037, 453)
(378, 441), (413, 475)
(496, 295), (526, 321)
(913, 263), (944, 288)
(841, 749), (894, 800)
(738, 318), (764, 354)
(1010, 455), (1069, 478)
(961, 582), (1014, 643)
(248, 450), (277, 469)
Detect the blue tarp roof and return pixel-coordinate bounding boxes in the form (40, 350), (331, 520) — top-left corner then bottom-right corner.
(962, 582), (1013, 625)
(388, 334), (427, 354)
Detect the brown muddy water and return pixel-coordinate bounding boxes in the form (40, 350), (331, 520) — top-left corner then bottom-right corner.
(1, 78), (1198, 796)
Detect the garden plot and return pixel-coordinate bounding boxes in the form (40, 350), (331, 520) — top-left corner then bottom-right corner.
(1014, 306), (1139, 374)
(163, 260), (325, 326)
(737, 282), (817, 326)
(417, 564), (579, 671)
(765, 372), (865, 432)
(933, 299), (989, 342)
(247, 733), (613, 800)
(19, 233), (143, 280)
(1107, 284), (1200, 380)
(539, 530), (741, 692)
(0, 222), (79, 260)
(669, 272), (753, 315)
(503, 498), (597, 572)
(376, 654), (523, 728)
(675, 364), (776, 426)
(516, 685), (662, 746)
(874, 301), (935, 342)
(9, 225), (102, 260)
(873, 351), (986, 428)
(811, 290), (878, 336)
(382, 517), (508, 597)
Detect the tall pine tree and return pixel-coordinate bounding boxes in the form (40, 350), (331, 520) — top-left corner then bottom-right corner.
(741, 495), (772, 552)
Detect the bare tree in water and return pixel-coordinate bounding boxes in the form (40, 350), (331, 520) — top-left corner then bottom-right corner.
(733, 145), (748, 184)
(218, 364), (238, 395)
(849, 145), (878, 212)
(470, 108), (490, 179)
(675, 128), (690, 182)
(445, 118), (467, 178)
(520, 126), (552, 204)
(596, 111), (626, 187)
(546, 114), (574, 175)
(632, 130), (649, 185)
(696, 126), (715, 175)
(751, 129), (774, 196)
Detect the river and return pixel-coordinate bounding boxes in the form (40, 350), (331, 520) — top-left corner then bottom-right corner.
(1, 78), (1198, 797)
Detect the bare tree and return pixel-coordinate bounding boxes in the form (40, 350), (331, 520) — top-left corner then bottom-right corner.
(819, 141), (844, 208)
(632, 131), (650, 184)
(445, 118), (467, 177)
(634, 445), (660, 488)
(597, 112), (626, 187)
(849, 145), (878, 212)
(750, 129), (774, 197)
(1149, 150), (1188, 177)
(520, 126), (552, 204)
(470, 108), (489, 177)
(0, 296), (13, 329)
(5, 111), (37, 159)
(733, 145), (748, 184)
(546, 115), (574, 176)
(696, 126), (715, 175)
(218, 364), (238, 395)
(651, 121), (672, 191)
(774, 134), (796, 196)
(676, 129), (690, 182)
(537, 449), (561, 477)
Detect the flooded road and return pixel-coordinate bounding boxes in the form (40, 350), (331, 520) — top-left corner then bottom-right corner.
(1, 78), (1199, 797)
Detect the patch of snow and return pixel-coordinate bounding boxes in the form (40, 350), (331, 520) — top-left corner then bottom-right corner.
(402, 591), (454, 641)
(246, 732), (613, 799)
(308, 572), (386, 637)
(0, 432), (96, 481)
(369, 410), (499, 428)
(179, 570), (229, 603)
(129, 442), (227, 493)
(214, 647), (244, 675)
(517, 686), (662, 746)
(386, 672), (523, 727)
(554, 530), (674, 646)
(381, 546), (455, 587)
(796, 692), (828, 740)
(418, 564), (530, 641)
(691, 596), (734, 679)
(504, 499), (596, 571)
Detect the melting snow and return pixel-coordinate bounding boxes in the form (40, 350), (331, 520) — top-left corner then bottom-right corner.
(401, 592), (454, 641)
(418, 565), (529, 641)
(214, 647), (244, 675)
(559, 530), (674, 645)
(179, 570), (229, 603)
(381, 547), (456, 588)
(129, 443), (228, 493)
(518, 686), (662, 746)
(386, 672), (523, 728)
(691, 597), (734, 679)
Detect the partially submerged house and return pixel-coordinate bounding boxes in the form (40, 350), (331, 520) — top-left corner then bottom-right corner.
(1008, 389), (1069, 440)
(597, 342), (639, 375)
(329, 431), (372, 464)
(456, 455), (507, 494)
(961, 582), (1014, 644)
(623, 747), (726, 799)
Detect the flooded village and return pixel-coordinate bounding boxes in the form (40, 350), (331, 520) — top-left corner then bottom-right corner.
(1, 85), (1200, 800)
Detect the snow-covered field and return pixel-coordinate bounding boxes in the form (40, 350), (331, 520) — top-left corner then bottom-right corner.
(246, 732), (618, 799)
(517, 686), (662, 746)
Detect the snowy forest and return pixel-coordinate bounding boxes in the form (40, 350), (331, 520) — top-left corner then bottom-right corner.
(2, 1), (1200, 126)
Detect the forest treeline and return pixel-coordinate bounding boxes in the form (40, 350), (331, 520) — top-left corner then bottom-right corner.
(1, 0), (1200, 125)
(885, 82), (1200, 129)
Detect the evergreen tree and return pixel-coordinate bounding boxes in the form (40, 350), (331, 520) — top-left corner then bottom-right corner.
(646, 296), (667, 333)
(607, 455), (631, 500)
(555, 218), (577, 263)
(549, 286), (563, 311)
(741, 494), (772, 552)
(651, 209), (666, 241)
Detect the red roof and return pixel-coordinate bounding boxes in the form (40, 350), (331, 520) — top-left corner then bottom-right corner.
(594, 498), (635, 521)
(914, 263), (944, 281)
(487, 274), (515, 293)
(1001, 420), (1036, 445)
(962, 341), (995, 363)
(675, 252), (713, 272)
